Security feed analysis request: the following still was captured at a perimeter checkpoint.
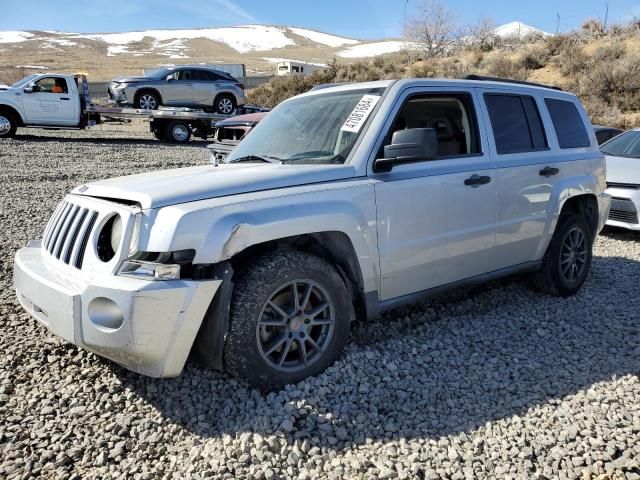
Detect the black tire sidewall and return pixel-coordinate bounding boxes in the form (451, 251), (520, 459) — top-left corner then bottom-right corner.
(224, 251), (352, 390)
(548, 214), (593, 296)
(0, 111), (17, 138)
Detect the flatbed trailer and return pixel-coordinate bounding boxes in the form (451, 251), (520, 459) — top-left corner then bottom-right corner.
(0, 73), (235, 143)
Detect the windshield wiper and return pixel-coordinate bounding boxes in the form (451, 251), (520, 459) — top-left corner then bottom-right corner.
(228, 155), (282, 164)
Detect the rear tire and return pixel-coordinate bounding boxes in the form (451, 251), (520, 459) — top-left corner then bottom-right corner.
(135, 91), (160, 110)
(223, 250), (353, 390)
(531, 214), (593, 297)
(214, 94), (236, 115)
(0, 111), (18, 138)
(164, 121), (191, 144)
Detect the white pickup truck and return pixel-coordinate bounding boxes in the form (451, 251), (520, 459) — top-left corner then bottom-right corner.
(0, 73), (233, 143)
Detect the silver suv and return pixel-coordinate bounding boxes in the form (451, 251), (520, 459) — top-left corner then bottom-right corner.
(15, 77), (610, 390)
(109, 66), (245, 113)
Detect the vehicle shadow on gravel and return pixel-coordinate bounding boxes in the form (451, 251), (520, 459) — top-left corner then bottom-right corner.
(111, 251), (640, 449)
(12, 134), (212, 147)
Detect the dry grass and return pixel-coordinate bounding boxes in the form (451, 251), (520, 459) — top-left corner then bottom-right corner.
(247, 25), (640, 129)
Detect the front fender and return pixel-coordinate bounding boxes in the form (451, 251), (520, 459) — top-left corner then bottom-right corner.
(143, 184), (380, 294)
(0, 97), (25, 124)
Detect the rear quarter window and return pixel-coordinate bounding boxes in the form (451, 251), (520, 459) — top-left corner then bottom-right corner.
(544, 98), (591, 149)
(484, 93), (548, 154)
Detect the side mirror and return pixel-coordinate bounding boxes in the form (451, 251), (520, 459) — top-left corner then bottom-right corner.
(23, 83), (36, 93)
(374, 128), (438, 173)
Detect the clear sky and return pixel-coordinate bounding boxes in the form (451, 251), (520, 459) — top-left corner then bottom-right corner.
(1, 0), (639, 39)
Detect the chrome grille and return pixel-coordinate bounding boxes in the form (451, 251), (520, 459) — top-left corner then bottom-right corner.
(42, 201), (99, 269)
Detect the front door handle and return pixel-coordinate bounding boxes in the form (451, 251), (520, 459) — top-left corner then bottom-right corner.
(540, 166), (559, 177)
(60, 97), (70, 100)
(464, 174), (491, 187)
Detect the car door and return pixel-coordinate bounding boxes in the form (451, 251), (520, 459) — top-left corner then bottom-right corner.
(478, 89), (574, 269)
(372, 88), (498, 302)
(22, 76), (78, 126)
(192, 69), (217, 106)
(161, 69), (194, 106)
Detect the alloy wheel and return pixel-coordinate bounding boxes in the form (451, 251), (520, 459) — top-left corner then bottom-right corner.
(139, 94), (157, 110)
(0, 115), (11, 135)
(560, 226), (588, 282)
(171, 124), (189, 142)
(256, 279), (335, 373)
(218, 98), (234, 114)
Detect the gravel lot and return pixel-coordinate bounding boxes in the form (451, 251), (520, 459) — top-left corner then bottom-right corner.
(0, 125), (639, 480)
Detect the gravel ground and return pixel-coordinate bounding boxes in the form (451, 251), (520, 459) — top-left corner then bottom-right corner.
(0, 126), (639, 480)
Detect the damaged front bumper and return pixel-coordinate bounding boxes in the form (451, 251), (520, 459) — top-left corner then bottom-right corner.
(14, 240), (221, 377)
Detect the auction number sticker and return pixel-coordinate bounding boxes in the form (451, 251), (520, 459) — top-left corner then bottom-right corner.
(340, 95), (381, 133)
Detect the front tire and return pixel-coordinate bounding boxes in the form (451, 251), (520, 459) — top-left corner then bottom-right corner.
(224, 250), (353, 390)
(0, 111), (18, 138)
(135, 91), (160, 110)
(214, 94), (236, 115)
(532, 214), (593, 297)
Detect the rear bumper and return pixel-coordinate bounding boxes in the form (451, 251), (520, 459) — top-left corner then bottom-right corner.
(604, 187), (640, 231)
(14, 241), (220, 377)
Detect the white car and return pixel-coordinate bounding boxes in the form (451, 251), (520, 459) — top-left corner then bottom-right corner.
(14, 77), (610, 389)
(602, 128), (640, 230)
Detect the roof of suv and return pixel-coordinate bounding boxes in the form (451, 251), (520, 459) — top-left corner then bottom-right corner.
(304, 77), (573, 97)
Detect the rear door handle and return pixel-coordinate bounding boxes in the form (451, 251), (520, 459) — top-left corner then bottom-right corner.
(540, 166), (559, 177)
(60, 97), (70, 101)
(464, 174), (491, 187)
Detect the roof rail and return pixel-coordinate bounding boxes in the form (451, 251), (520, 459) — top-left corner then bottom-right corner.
(464, 75), (562, 91)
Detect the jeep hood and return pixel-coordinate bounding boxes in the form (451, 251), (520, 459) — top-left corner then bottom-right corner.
(606, 155), (640, 185)
(72, 163), (359, 209)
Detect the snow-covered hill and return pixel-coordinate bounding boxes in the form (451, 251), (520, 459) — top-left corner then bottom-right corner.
(0, 21), (552, 78)
(493, 21), (551, 38)
(0, 21), (549, 57)
(0, 25), (359, 56)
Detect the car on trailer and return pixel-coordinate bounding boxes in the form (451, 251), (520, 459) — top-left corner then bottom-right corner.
(108, 65), (245, 114)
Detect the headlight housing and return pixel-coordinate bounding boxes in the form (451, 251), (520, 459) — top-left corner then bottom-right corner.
(97, 214), (121, 262)
(118, 260), (181, 280)
(110, 215), (122, 253)
(117, 249), (195, 281)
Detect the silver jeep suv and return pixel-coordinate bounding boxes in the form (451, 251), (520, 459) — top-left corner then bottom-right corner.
(108, 66), (245, 113)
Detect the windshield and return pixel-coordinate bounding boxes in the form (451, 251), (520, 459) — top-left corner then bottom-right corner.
(226, 87), (386, 165)
(147, 67), (172, 79)
(11, 74), (39, 88)
(601, 130), (640, 158)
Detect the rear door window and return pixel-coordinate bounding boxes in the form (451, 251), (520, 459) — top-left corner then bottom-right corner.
(544, 98), (591, 148)
(484, 93), (548, 154)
